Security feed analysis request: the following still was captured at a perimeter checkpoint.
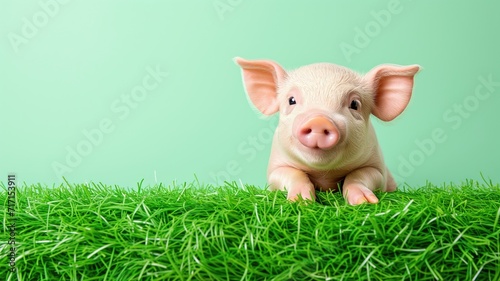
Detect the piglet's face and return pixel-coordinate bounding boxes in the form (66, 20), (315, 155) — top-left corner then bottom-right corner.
(275, 64), (374, 168)
(235, 57), (420, 169)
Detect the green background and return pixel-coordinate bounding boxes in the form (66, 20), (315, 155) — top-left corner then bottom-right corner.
(1, 0), (499, 188)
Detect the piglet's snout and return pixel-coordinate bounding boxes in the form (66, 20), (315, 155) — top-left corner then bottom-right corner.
(297, 116), (339, 150)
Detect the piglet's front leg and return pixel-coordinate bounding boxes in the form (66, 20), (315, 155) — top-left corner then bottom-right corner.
(343, 167), (385, 205)
(268, 167), (316, 201)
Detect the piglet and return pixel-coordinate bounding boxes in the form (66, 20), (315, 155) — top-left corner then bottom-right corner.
(235, 57), (420, 205)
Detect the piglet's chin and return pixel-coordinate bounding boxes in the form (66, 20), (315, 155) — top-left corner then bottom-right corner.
(292, 146), (340, 170)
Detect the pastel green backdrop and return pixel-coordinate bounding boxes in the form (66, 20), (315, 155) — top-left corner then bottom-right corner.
(1, 0), (499, 188)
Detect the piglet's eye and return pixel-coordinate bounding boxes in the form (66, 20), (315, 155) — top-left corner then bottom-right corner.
(349, 100), (360, 110)
(288, 96), (296, 105)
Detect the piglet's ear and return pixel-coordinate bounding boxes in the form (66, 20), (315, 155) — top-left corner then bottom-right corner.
(234, 57), (286, 115)
(364, 64), (420, 121)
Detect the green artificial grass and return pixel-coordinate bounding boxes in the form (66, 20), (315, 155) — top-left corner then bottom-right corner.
(2, 179), (500, 280)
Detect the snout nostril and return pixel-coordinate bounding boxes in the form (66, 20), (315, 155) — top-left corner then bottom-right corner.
(303, 128), (312, 134)
(324, 129), (330, 135)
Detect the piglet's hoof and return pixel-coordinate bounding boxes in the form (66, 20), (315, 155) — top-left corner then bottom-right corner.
(287, 187), (316, 202)
(344, 184), (379, 206)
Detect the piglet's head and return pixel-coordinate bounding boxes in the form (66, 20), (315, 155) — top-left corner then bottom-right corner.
(235, 57), (420, 169)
